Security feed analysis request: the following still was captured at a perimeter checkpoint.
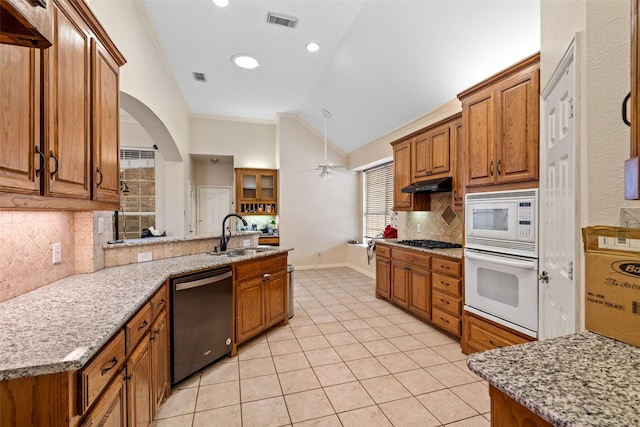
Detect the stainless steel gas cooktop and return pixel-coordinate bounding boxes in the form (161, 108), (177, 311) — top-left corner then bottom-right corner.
(396, 239), (462, 249)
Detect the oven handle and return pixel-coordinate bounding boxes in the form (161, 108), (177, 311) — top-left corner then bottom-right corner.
(465, 250), (537, 269)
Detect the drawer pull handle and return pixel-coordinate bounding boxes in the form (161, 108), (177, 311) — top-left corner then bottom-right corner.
(35, 146), (45, 177)
(489, 340), (503, 348)
(96, 167), (103, 186)
(440, 299), (449, 305)
(440, 265), (450, 270)
(137, 320), (148, 331)
(101, 357), (118, 375)
(157, 298), (165, 307)
(263, 273), (271, 280)
(50, 151), (59, 178)
(441, 281), (449, 286)
(440, 317), (449, 324)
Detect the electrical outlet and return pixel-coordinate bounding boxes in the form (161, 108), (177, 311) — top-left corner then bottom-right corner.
(52, 243), (62, 264)
(243, 239), (250, 247)
(138, 252), (152, 263)
(417, 223), (422, 233)
(98, 217), (104, 234)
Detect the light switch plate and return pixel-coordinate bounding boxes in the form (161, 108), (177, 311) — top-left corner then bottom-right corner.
(243, 239), (251, 247)
(52, 243), (62, 264)
(98, 217), (104, 234)
(417, 223), (422, 233)
(138, 252), (152, 262)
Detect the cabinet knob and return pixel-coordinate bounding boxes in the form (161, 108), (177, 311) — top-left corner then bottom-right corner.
(263, 273), (271, 280)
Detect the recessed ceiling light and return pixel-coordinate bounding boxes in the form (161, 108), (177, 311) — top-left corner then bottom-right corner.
(213, 0), (229, 7)
(232, 54), (260, 70)
(306, 42), (320, 52)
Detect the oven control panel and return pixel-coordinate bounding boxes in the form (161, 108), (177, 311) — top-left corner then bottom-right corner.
(517, 200), (535, 241)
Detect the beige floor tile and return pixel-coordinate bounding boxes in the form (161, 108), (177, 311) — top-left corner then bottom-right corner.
(432, 342), (467, 362)
(384, 312), (419, 324)
(445, 415), (491, 427)
(453, 360), (485, 380)
(278, 367), (322, 394)
(346, 357), (390, 380)
(152, 414), (194, 427)
(293, 414), (342, 427)
(360, 374), (411, 403)
(375, 324), (409, 339)
(317, 322), (348, 334)
(289, 315), (316, 327)
(284, 389), (335, 423)
(175, 374), (201, 390)
(361, 339), (401, 356)
(350, 308), (379, 318)
(325, 304), (351, 314)
(324, 331), (358, 347)
(350, 328), (384, 342)
(239, 356), (276, 379)
(379, 396), (441, 427)
(239, 341), (272, 360)
(297, 335), (331, 351)
(332, 310), (361, 321)
(292, 324), (323, 338)
(337, 405), (392, 427)
(363, 316), (394, 328)
(240, 373), (283, 402)
(242, 396), (291, 427)
(311, 314), (338, 324)
(155, 387), (198, 419)
(388, 335), (426, 351)
(324, 381), (375, 413)
(426, 363), (479, 388)
(273, 352), (311, 373)
(394, 368), (446, 395)
(199, 359), (238, 386)
(375, 352), (420, 373)
(414, 330), (458, 347)
(450, 381), (491, 413)
(192, 404), (241, 427)
(341, 319), (372, 331)
(270, 338), (303, 355)
(418, 389), (478, 424)
(195, 380), (240, 412)
(267, 325), (297, 342)
(398, 321), (438, 335)
(306, 307), (330, 315)
(373, 305), (404, 316)
(312, 362), (357, 386)
(404, 347), (449, 367)
(304, 347), (342, 366)
(333, 343), (372, 361)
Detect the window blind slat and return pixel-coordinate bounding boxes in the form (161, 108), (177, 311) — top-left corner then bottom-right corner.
(363, 162), (394, 239)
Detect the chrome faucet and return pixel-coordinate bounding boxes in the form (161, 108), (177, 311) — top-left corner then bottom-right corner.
(220, 213), (248, 252)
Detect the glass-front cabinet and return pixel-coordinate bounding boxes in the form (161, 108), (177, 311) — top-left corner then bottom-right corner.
(235, 168), (278, 214)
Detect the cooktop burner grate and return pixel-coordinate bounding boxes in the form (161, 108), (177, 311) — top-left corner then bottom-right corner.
(396, 239), (462, 249)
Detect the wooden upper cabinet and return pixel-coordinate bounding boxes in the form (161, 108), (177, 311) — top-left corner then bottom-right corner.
(412, 123), (451, 181)
(459, 53), (540, 190)
(44, 0), (91, 200)
(451, 118), (465, 210)
(0, 44), (42, 195)
(235, 168), (278, 214)
(392, 138), (413, 211)
(91, 38), (120, 203)
(0, 0), (54, 49)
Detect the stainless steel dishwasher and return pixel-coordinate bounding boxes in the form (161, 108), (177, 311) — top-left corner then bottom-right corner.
(170, 265), (232, 385)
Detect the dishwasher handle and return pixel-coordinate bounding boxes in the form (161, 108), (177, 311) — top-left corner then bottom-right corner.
(175, 270), (232, 291)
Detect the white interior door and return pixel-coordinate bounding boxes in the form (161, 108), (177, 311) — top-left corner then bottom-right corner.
(539, 37), (578, 340)
(197, 186), (231, 236)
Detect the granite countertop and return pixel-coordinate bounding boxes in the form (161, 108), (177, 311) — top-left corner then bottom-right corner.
(375, 239), (463, 260)
(0, 247), (291, 381)
(103, 231), (260, 248)
(467, 331), (640, 426)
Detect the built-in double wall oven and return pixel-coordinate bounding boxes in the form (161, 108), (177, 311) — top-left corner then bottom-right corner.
(464, 188), (539, 338)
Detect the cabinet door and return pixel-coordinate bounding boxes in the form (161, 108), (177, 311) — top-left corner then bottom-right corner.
(429, 124), (451, 177)
(413, 131), (430, 179)
(375, 257), (391, 299)
(264, 271), (286, 328)
(236, 276), (265, 344)
(495, 65), (540, 184)
(91, 39), (120, 204)
(0, 44), (42, 195)
(259, 172), (276, 201)
(390, 262), (410, 308)
(408, 267), (431, 321)
(126, 336), (153, 427)
(151, 310), (169, 411)
(451, 119), (465, 209)
(239, 171), (258, 201)
(393, 139), (412, 210)
(44, 0), (91, 199)
(81, 372), (127, 427)
(464, 90), (495, 187)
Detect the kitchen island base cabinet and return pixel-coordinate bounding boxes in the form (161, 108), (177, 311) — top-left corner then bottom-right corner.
(126, 338), (153, 427)
(81, 373), (127, 427)
(489, 385), (552, 427)
(462, 311), (533, 354)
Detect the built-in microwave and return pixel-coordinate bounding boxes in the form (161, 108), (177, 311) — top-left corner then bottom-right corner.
(465, 189), (538, 258)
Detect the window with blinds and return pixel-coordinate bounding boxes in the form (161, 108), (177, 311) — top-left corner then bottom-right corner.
(363, 162), (394, 239)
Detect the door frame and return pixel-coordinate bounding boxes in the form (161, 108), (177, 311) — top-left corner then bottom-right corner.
(196, 185), (233, 236)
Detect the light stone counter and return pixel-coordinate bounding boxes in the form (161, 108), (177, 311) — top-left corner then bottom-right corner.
(375, 239), (463, 260)
(467, 331), (640, 426)
(0, 248), (291, 381)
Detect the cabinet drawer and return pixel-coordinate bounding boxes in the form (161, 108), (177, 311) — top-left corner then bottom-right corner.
(376, 244), (391, 259)
(391, 248), (430, 268)
(432, 290), (462, 316)
(126, 302), (151, 354)
(464, 312), (531, 352)
(234, 253), (287, 281)
(432, 308), (461, 337)
(150, 283), (168, 319)
(432, 273), (461, 297)
(79, 330), (126, 414)
(431, 257), (461, 276)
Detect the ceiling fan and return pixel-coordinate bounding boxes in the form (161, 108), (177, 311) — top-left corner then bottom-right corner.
(313, 109), (349, 180)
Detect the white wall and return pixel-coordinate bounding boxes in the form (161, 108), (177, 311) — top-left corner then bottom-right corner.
(278, 114), (360, 267)
(88, 0), (191, 236)
(194, 160), (234, 188)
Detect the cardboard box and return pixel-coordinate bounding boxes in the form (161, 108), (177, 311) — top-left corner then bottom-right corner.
(583, 226), (640, 347)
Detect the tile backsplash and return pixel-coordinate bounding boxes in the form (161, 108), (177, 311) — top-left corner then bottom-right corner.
(402, 193), (463, 243)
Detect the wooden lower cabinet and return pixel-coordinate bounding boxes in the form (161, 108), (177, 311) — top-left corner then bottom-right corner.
(390, 262), (411, 309)
(81, 372), (127, 427)
(462, 311), (534, 354)
(126, 338), (152, 427)
(489, 385), (552, 427)
(264, 271), (287, 328)
(375, 244), (391, 299)
(236, 276), (266, 343)
(407, 266), (431, 320)
(151, 310), (169, 411)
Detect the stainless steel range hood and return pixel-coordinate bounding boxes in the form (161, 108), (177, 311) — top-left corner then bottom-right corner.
(400, 177), (453, 194)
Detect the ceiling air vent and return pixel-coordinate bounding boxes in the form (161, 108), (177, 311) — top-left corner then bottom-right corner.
(192, 72), (207, 82)
(266, 12), (297, 29)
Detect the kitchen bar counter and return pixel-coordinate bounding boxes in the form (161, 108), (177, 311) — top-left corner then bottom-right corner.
(467, 331), (640, 426)
(0, 248), (291, 381)
(375, 239), (463, 259)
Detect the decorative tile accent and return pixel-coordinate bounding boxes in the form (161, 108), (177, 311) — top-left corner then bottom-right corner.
(442, 205), (457, 225)
(404, 193), (462, 243)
